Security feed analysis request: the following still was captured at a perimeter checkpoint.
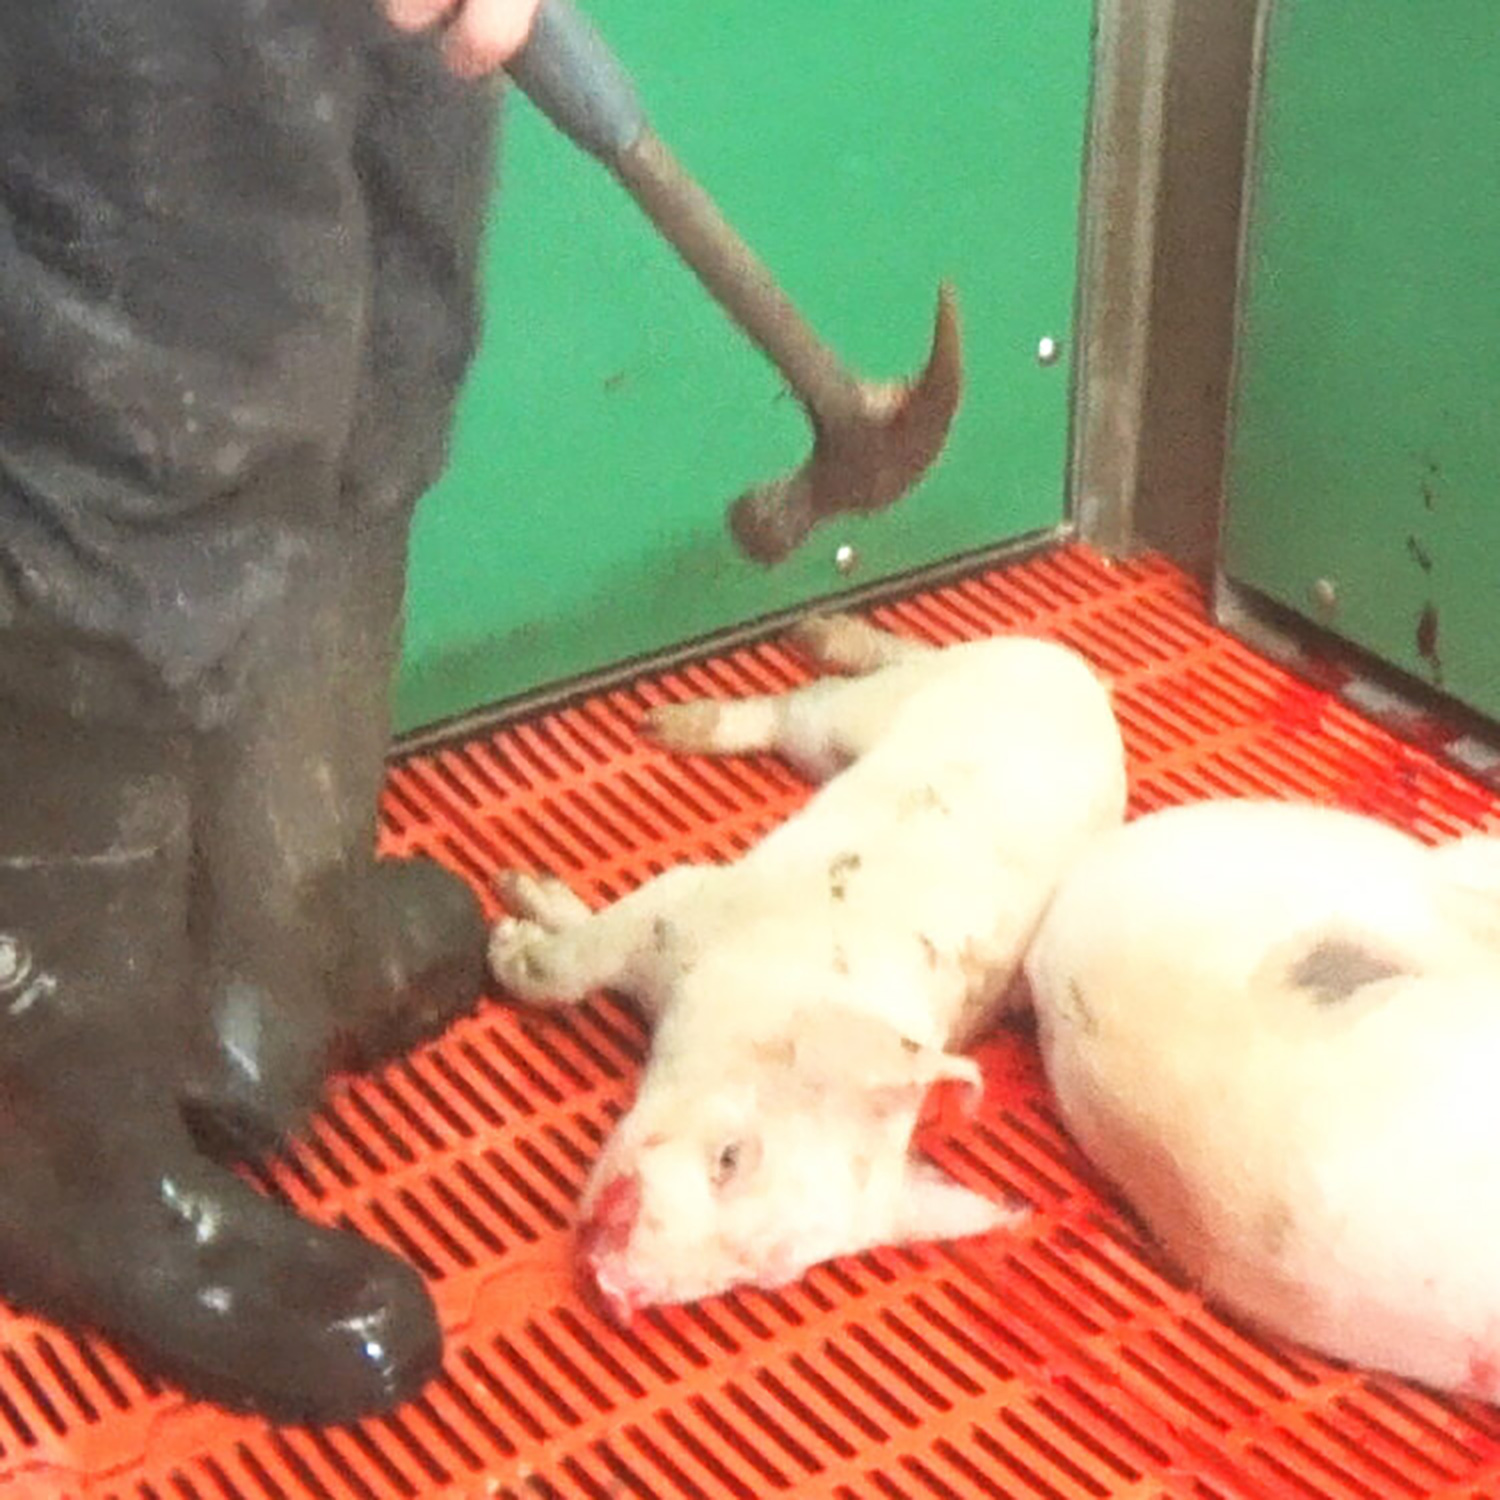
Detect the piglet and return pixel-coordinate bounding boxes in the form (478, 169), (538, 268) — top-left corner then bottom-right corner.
(1025, 797), (1500, 1400)
(488, 614), (1127, 1321)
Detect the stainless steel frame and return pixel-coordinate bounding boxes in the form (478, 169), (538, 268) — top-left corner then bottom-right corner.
(1070, 0), (1262, 581)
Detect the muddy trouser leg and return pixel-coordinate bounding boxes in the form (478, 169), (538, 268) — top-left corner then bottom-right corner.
(0, 4), (477, 1418)
(181, 31), (501, 1152)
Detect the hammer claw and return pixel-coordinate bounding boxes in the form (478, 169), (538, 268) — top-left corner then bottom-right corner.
(729, 284), (964, 566)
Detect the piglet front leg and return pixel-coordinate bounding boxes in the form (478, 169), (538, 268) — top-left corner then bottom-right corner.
(488, 866), (706, 1020)
(488, 871), (595, 1008)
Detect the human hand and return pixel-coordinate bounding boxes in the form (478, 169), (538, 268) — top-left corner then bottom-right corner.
(383, 0), (544, 78)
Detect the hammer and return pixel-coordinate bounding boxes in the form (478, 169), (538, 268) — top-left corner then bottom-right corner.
(507, 1), (964, 566)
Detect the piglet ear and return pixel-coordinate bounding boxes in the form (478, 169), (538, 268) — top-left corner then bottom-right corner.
(791, 1007), (985, 1118)
(864, 1034), (984, 1121)
(919, 1049), (985, 1110)
(889, 1158), (1025, 1246)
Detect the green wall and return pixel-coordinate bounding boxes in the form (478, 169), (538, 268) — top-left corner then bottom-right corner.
(398, 1), (1096, 731)
(1224, 2), (1500, 719)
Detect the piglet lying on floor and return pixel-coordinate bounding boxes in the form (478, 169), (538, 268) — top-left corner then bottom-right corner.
(488, 614), (1127, 1322)
(1026, 798), (1500, 1401)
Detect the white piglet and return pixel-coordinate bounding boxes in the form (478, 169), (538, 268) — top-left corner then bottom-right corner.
(489, 615), (1127, 1322)
(1025, 797), (1500, 1400)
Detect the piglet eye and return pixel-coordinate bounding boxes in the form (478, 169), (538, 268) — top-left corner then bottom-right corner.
(712, 1141), (743, 1188)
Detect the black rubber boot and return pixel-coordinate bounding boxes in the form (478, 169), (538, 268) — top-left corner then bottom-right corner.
(169, 23), (497, 1160)
(336, 853), (490, 1073)
(0, 710), (443, 1424)
(320, 518), (489, 1075)
(329, 24), (498, 1073)
(181, 534), (486, 1161)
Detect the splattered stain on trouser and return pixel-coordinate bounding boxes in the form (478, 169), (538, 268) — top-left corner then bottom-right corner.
(0, 1), (499, 732)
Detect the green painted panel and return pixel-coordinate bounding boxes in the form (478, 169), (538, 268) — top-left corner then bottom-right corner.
(396, 1), (1094, 731)
(1223, 3), (1500, 717)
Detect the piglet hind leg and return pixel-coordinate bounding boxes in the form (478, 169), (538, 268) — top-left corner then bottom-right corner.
(641, 614), (934, 779)
(787, 613), (934, 676)
(488, 866), (704, 1020)
(497, 869), (593, 931)
(639, 674), (856, 779)
(643, 657), (939, 785)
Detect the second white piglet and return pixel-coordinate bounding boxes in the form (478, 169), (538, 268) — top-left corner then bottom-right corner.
(1025, 797), (1500, 1400)
(488, 614), (1127, 1321)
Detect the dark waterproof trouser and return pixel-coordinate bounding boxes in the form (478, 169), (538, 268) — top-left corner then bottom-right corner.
(0, 1), (497, 727)
(0, 0), (502, 1131)
(0, 4), (501, 1419)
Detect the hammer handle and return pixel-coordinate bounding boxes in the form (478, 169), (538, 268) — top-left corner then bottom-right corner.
(506, 0), (647, 160)
(507, 1), (861, 419)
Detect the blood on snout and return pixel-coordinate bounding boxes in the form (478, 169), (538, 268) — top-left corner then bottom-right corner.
(577, 1171), (644, 1326)
(578, 1170), (642, 1261)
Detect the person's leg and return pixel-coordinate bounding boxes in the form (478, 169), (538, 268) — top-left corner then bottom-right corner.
(182, 25), (502, 1151)
(322, 30), (502, 1071)
(315, 516), (492, 1077)
(181, 541), (373, 1152)
(0, 1), (457, 1416)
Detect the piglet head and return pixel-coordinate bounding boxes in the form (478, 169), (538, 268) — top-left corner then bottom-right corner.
(574, 1006), (1016, 1323)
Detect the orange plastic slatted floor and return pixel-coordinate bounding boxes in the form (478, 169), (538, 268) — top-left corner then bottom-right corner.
(6, 543), (1500, 1500)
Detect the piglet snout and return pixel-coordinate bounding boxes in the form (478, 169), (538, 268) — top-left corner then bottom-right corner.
(577, 1171), (643, 1325)
(580, 1171), (642, 1259)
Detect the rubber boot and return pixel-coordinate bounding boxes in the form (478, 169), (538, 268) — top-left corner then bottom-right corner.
(179, 556), (350, 1158)
(0, 710), (444, 1423)
(321, 519), (489, 1074)
(329, 27), (498, 1071)
(181, 537), (486, 1161)
(178, 27), (495, 1157)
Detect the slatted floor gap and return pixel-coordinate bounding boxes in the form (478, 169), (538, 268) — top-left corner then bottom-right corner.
(6, 543), (1500, 1500)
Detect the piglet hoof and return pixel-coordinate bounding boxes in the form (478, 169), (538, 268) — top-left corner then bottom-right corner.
(787, 612), (926, 674)
(496, 869), (590, 931)
(487, 917), (566, 1005)
(786, 613), (863, 667)
(639, 700), (722, 755)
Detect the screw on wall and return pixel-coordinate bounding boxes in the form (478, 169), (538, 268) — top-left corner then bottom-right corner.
(1310, 577), (1338, 615)
(834, 543), (860, 576)
(1037, 335), (1061, 366)
(0, 936), (24, 989)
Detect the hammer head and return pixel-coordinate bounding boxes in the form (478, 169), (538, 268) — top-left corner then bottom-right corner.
(728, 284), (963, 566)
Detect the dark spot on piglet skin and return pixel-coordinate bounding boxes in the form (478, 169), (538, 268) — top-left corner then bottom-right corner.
(1061, 978), (1098, 1035)
(1288, 937), (1408, 1006)
(829, 851), (863, 901)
